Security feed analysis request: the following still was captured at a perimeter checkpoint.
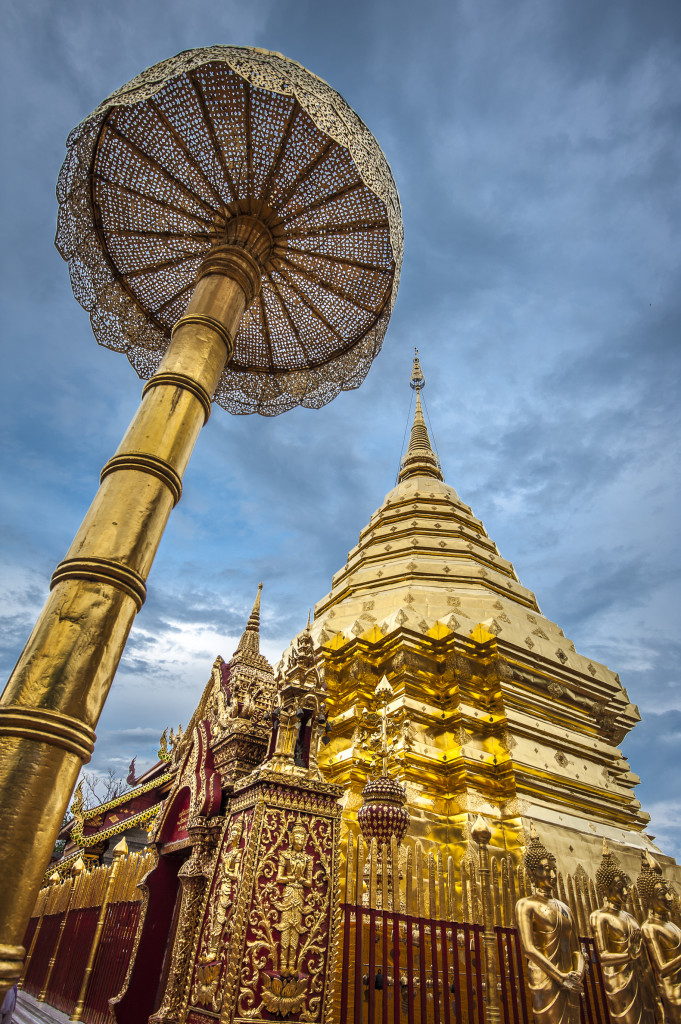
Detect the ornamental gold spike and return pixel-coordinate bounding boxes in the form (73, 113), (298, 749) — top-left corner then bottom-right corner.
(471, 814), (492, 846)
(410, 348), (426, 391)
(112, 837), (128, 859)
(399, 353), (442, 483)
(71, 782), (84, 822)
(235, 582), (264, 656)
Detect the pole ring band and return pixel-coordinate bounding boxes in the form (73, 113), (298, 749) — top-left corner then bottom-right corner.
(100, 453), (182, 506)
(142, 372), (212, 424)
(0, 945), (26, 986)
(51, 557), (146, 611)
(171, 314), (234, 358)
(0, 708), (96, 763)
(197, 245), (262, 306)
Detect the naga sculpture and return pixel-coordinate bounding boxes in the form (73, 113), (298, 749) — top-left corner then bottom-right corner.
(516, 826), (585, 1024)
(589, 839), (659, 1024)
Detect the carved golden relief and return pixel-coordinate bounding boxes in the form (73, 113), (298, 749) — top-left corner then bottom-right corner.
(275, 823), (315, 975)
(188, 810), (254, 1015)
(191, 960), (221, 1012)
(208, 819), (244, 957)
(236, 808), (335, 1022)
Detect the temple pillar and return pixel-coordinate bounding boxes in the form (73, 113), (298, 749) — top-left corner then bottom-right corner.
(0, 241), (263, 989)
(184, 625), (342, 1024)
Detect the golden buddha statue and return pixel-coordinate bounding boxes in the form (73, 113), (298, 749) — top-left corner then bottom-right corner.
(516, 826), (585, 1024)
(638, 852), (681, 1024)
(589, 840), (659, 1024)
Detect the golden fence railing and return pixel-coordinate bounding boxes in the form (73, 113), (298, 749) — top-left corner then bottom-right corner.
(21, 848), (155, 1022)
(22, 831), (676, 1023)
(337, 834), (613, 1024)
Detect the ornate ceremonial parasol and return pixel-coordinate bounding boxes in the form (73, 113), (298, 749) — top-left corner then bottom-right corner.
(0, 46), (402, 992)
(56, 46), (402, 414)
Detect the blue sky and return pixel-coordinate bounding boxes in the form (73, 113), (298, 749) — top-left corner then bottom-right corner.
(1, 0), (680, 854)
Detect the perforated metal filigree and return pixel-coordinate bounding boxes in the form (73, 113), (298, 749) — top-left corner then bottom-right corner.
(56, 46), (403, 415)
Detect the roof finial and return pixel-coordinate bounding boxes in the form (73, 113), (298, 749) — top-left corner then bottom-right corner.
(410, 347), (425, 391)
(236, 582), (263, 656)
(399, 351), (443, 483)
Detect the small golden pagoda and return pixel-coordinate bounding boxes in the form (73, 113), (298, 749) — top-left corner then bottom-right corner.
(308, 352), (680, 885)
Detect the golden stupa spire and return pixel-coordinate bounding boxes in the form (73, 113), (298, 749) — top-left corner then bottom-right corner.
(398, 349), (443, 483)
(235, 583), (263, 657)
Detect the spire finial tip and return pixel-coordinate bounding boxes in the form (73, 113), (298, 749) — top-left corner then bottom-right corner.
(410, 349), (425, 392)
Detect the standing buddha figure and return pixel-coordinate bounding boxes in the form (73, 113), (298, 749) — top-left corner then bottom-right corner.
(638, 852), (681, 1024)
(589, 839), (659, 1024)
(516, 825), (585, 1024)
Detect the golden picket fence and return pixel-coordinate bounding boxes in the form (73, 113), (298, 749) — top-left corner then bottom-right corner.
(22, 850), (154, 1023)
(336, 834), (616, 1024)
(24, 835), (677, 1024)
(340, 833), (656, 930)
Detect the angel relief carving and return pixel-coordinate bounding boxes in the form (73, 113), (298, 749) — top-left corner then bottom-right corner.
(275, 823), (314, 973)
(237, 812), (333, 1022)
(208, 818), (244, 956)
(190, 816), (246, 1012)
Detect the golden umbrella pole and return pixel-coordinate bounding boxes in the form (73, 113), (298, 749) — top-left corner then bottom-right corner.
(0, 45), (402, 996)
(0, 239), (261, 990)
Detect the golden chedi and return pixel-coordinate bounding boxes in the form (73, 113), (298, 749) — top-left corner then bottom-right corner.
(516, 827), (584, 1024)
(589, 839), (658, 1024)
(638, 852), (681, 1023)
(309, 351), (680, 884)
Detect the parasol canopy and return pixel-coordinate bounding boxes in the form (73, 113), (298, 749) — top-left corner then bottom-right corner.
(56, 46), (403, 415)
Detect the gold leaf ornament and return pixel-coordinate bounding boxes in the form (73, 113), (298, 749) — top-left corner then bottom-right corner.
(261, 972), (308, 1015)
